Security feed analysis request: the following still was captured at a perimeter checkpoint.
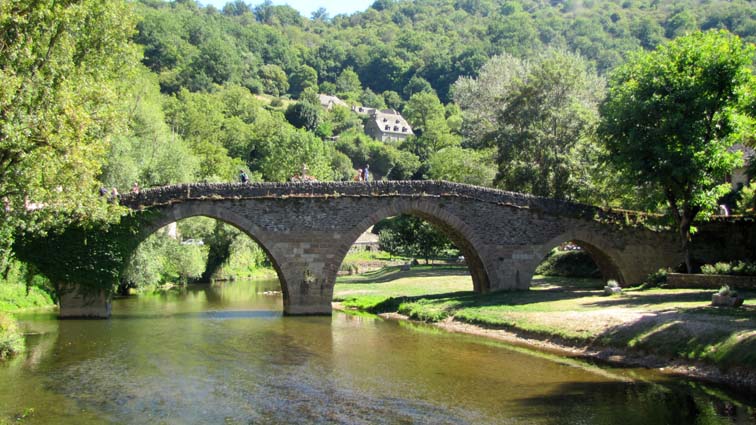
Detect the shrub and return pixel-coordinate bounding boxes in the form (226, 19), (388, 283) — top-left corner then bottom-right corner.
(642, 268), (669, 288)
(0, 313), (24, 359)
(269, 98), (284, 107)
(701, 260), (756, 276)
(717, 285), (738, 298)
(535, 249), (600, 278)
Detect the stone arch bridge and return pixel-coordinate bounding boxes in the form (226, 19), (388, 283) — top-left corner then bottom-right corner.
(62, 181), (688, 317)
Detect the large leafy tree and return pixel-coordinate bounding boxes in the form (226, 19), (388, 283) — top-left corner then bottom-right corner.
(0, 0), (138, 243)
(599, 30), (754, 272)
(454, 50), (604, 199)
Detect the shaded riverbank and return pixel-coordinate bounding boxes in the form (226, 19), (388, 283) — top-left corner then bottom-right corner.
(334, 266), (756, 389)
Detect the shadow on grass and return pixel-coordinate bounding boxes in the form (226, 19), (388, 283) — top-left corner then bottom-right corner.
(593, 307), (756, 369)
(584, 291), (713, 308)
(511, 380), (752, 425)
(365, 287), (593, 314)
(338, 265), (471, 284)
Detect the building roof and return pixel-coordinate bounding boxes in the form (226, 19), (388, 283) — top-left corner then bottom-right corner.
(318, 94), (348, 109)
(352, 105), (376, 115)
(369, 109), (414, 136)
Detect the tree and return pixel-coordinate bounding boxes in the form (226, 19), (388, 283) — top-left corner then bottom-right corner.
(376, 215), (454, 263)
(335, 68), (362, 100)
(0, 0), (138, 252)
(598, 30), (753, 272)
(284, 101), (322, 131)
(258, 64), (289, 96)
(427, 147), (496, 186)
(454, 50), (604, 199)
(402, 91), (460, 162)
(290, 65), (318, 98)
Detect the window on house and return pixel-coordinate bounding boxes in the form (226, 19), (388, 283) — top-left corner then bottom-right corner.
(385, 125), (390, 130)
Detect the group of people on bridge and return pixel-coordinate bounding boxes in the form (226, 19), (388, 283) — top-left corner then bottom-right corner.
(354, 164), (370, 182)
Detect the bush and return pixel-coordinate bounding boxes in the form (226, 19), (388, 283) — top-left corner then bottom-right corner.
(535, 249), (600, 278)
(269, 98), (284, 107)
(640, 268), (669, 288)
(0, 313), (24, 359)
(701, 260), (756, 276)
(717, 285), (738, 297)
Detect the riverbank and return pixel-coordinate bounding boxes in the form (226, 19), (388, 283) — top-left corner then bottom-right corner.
(334, 265), (756, 389)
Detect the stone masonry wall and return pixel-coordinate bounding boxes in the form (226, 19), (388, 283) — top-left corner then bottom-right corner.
(126, 183), (684, 315)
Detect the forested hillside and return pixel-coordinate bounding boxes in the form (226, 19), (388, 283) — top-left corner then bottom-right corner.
(122, 0), (756, 203)
(137, 0), (756, 102)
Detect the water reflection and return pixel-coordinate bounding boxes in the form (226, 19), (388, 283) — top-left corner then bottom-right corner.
(0, 280), (754, 424)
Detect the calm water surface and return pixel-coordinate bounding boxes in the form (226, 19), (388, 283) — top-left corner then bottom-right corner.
(2, 280), (755, 424)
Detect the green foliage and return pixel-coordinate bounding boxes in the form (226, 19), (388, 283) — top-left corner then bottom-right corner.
(0, 313), (23, 359)
(0, 260), (54, 312)
(534, 249), (601, 278)
(12, 212), (154, 296)
(359, 89), (386, 109)
(641, 268), (669, 289)
(284, 101), (322, 131)
(599, 30), (755, 270)
(102, 68), (199, 190)
(335, 68), (363, 101)
(701, 261), (756, 276)
(335, 130), (420, 180)
(376, 215), (456, 263)
(455, 49), (604, 199)
(736, 182), (756, 214)
(427, 147), (496, 186)
(716, 285), (738, 298)
(0, 0), (139, 247)
(289, 65), (318, 98)
(214, 234), (270, 279)
(258, 64), (289, 96)
(402, 91), (460, 161)
(123, 232), (207, 288)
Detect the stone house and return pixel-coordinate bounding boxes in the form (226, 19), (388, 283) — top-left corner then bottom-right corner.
(363, 109), (414, 142)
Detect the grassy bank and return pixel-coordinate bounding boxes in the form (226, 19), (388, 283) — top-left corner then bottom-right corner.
(0, 283), (55, 312)
(0, 313), (24, 359)
(334, 266), (756, 372)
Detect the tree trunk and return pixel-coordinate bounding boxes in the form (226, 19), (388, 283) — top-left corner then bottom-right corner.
(679, 216), (693, 273)
(666, 191), (699, 274)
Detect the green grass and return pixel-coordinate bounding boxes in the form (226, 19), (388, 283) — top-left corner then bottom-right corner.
(334, 267), (756, 370)
(0, 283), (55, 312)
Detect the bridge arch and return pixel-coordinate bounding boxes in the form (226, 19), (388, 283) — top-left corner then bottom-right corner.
(332, 198), (492, 293)
(535, 229), (627, 285)
(132, 201), (290, 303)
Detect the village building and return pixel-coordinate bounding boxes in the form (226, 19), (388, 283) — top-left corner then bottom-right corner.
(728, 144), (754, 190)
(318, 94), (348, 110)
(364, 109), (414, 142)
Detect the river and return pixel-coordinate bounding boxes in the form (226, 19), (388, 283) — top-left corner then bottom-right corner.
(1, 280), (755, 424)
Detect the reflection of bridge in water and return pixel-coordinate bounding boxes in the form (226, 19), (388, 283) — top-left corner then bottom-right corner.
(61, 181), (752, 318)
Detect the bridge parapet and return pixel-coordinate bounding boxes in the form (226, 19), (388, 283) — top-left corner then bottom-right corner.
(120, 180), (657, 225)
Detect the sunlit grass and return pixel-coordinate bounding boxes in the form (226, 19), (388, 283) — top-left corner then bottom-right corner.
(334, 266), (756, 369)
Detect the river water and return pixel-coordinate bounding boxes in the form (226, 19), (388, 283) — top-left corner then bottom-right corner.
(2, 280), (755, 424)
